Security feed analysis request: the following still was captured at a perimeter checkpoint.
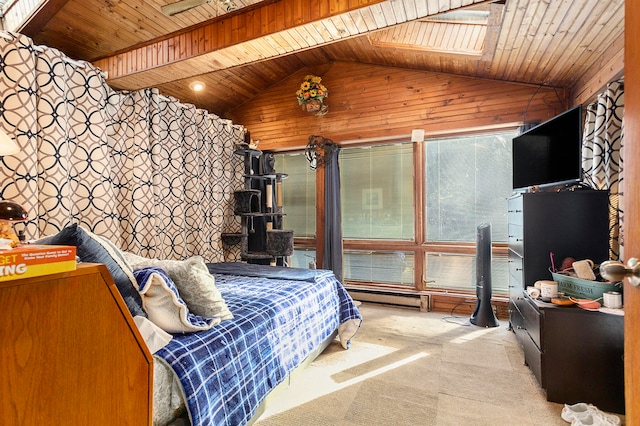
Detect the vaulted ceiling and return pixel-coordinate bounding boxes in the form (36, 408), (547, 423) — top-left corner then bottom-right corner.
(6, 0), (625, 117)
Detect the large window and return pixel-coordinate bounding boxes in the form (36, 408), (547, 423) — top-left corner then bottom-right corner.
(340, 144), (414, 240)
(274, 129), (516, 294)
(423, 131), (516, 293)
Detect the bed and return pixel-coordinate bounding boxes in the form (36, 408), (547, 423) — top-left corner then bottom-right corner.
(34, 224), (362, 426)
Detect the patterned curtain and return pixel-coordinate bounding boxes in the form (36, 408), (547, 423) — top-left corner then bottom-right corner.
(582, 79), (624, 260)
(0, 32), (244, 261)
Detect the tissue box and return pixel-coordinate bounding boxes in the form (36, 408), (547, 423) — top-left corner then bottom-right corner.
(551, 271), (621, 300)
(0, 245), (76, 282)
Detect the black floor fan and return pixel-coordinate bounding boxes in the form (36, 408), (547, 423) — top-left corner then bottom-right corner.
(470, 223), (500, 327)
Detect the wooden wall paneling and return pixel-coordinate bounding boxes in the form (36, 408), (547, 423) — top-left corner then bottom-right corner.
(229, 61), (563, 150)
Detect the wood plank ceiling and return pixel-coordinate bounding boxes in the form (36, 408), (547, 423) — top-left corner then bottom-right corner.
(4, 0), (625, 117)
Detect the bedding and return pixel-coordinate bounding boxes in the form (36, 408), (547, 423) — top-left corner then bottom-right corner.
(154, 262), (362, 426)
(37, 225), (362, 426)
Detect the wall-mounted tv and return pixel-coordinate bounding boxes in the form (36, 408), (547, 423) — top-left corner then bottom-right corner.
(512, 105), (583, 191)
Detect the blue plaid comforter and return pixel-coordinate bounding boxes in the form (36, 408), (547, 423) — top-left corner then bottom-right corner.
(155, 264), (361, 426)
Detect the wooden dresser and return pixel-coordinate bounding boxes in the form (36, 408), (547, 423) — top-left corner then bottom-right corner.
(0, 263), (153, 425)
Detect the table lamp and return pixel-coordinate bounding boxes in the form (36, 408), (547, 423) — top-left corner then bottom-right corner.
(0, 128), (27, 247)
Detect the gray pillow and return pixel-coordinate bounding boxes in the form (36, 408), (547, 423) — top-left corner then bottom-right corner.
(124, 252), (233, 321)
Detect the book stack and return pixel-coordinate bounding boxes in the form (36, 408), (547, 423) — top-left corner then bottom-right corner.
(0, 245), (76, 282)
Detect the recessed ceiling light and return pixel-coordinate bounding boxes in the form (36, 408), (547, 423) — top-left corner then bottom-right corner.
(189, 81), (205, 92)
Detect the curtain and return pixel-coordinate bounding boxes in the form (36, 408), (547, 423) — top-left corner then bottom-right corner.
(322, 144), (343, 281)
(0, 32), (244, 261)
(582, 79), (624, 260)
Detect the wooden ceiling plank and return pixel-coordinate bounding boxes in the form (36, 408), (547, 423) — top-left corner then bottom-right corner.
(301, 20), (328, 45)
(392, 0), (408, 23)
(379, 1), (398, 26)
(480, 2), (504, 62)
(321, 16), (342, 39)
(329, 15), (353, 38)
(487, 0), (525, 80)
(403, 0), (418, 21)
(543, 0), (622, 84)
(337, 13), (360, 36)
(416, 22), (430, 46)
(498, 0), (542, 82)
(509, 0), (566, 83)
(290, 26), (321, 47)
(347, 9), (373, 33)
(279, 28), (306, 50)
(530, 0), (600, 84)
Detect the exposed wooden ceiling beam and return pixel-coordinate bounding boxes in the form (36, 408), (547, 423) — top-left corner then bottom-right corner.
(93, 0), (493, 90)
(93, 0), (388, 88)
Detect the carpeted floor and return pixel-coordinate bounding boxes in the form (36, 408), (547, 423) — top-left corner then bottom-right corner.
(254, 302), (624, 426)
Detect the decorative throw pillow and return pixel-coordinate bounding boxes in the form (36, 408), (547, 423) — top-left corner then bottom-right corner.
(134, 267), (219, 334)
(124, 252), (233, 321)
(36, 223), (146, 318)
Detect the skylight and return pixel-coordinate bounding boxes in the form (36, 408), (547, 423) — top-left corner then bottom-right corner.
(1, 0), (42, 31)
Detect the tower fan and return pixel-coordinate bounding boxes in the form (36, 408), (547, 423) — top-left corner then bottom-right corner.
(470, 223), (499, 327)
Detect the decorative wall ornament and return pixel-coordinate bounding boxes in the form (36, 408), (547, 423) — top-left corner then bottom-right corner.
(296, 75), (328, 117)
(305, 135), (339, 170)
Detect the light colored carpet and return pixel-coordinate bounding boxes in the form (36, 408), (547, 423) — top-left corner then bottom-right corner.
(254, 302), (624, 426)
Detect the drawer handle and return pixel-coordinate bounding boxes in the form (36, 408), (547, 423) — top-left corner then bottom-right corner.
(515, 268), (522, 271)
(516, 326), (525, 330)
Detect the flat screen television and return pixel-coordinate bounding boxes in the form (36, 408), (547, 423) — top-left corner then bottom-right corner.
(512, 105), (583, 191)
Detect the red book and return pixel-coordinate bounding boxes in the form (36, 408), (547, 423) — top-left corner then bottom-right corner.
(0, 245), (76, 282)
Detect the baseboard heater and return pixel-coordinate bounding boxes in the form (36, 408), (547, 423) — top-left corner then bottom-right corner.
(345, 286), (427, 310)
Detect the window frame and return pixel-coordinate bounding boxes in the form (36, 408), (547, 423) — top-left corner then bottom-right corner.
(273, 125), (516, 295)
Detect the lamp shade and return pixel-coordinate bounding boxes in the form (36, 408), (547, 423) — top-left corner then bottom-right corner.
(0, 201), (28, 222)
(0, 129), (19, 156)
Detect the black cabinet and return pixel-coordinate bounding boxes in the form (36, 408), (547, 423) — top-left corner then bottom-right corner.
(508, 189), (624, 413)
(222, 148), (292, 264)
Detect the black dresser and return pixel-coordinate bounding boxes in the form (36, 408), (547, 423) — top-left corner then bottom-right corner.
(508, 189), (624, 414)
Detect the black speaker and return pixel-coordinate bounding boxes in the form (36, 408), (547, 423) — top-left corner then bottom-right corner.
(470, 223), (499, 327)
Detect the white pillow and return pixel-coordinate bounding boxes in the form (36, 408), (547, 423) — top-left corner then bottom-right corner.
(134, 267), (219, 334)
(124, 252), (233, 320)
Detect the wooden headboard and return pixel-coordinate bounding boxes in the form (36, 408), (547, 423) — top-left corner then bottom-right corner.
(0, 263), (153, 425)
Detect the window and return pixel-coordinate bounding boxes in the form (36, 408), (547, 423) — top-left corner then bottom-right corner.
(424, 132), (514, 243)
(274, 129), (516, 294)
(274, 153), (316, 238)
(425, 252), (509, 293)
(340, 144), (414, 240)
(423, 131), (516, 293)
(344, 250), (415, 286)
